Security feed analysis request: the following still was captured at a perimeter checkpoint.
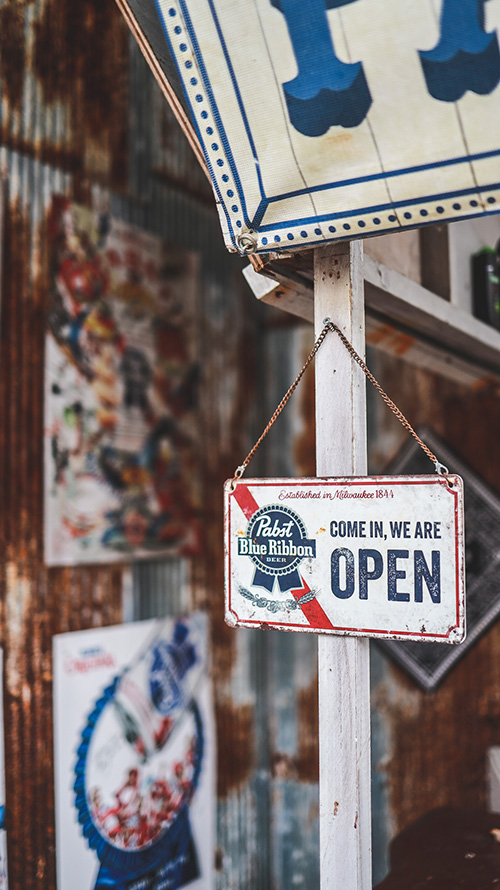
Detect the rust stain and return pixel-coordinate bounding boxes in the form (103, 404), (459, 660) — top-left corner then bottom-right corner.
(296, 673), (319, 782)
(329, 132), (353, 147)
(393, 332), (415, 357)
(216, 700), (255, 797)
(186, 273), (260, 800)
(273, 752), (297, 780)
(0, 0), (129, 187)
(386, 625), (500, 834)
(0, 8), (263, 882)
(271, 671), (319, 784)
(333, 801), (339, 816)
(366, 323), (394, 347)
(471, 373), (500, 393)
(29, 0), (128, 187)
(192, 289), (259, 686)
(0, 135), (84, 179)
(0, 2), (26, 111)
(34, 0), (126, 134)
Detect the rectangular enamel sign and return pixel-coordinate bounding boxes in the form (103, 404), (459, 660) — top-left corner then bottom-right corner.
(224, 475), (466, 643)
(155, 0), (500, 254)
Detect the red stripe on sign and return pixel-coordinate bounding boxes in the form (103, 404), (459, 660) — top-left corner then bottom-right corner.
(232, 484), (260, 519)
(232, 484), (334, 630)
(290, 577), (334, 630)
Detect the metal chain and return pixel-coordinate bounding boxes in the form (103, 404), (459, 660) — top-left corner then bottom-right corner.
(321, 319), (448, 473)
(232, 318), (448, 485)
(231, 323), (331, 485)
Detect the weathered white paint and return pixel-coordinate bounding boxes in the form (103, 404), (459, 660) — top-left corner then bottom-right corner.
(244, 262), (313, 322)
(242, 264), (280, 300)
(314, 242), (371, 889)
(364, 230), (421, 284)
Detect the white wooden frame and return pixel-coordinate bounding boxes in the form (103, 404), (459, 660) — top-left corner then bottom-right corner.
(315, 243), (371, 889)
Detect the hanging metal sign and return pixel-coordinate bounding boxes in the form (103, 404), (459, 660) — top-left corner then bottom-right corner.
(225, 475), (466, 642)
(152, 0), (500, 254)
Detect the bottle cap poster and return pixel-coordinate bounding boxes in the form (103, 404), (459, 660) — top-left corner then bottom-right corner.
(53, 615), (215, 890)
(149, 0), (500, 254)
(225, 475), (466, 642)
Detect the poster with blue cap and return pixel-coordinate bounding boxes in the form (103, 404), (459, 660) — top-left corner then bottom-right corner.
(53, 615), (215, 890)
(117, 0), (500, 254)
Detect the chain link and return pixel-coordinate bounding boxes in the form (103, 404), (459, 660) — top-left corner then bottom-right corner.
(232, 319), (445, 485)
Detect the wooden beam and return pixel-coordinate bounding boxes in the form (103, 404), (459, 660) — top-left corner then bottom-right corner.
(244, 254), (500, 386)
(314, 242), (372, 890)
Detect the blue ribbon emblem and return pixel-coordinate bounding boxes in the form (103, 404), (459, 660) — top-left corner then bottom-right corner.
(241, 505), (316, 593)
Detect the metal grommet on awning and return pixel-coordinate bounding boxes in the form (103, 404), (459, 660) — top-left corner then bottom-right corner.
(236, 231), (257, 255)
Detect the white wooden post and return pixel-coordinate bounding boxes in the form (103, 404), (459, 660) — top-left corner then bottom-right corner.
(314, 242), (372, 889)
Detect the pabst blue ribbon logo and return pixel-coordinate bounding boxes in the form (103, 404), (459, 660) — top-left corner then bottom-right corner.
(238, 504), (316, 593)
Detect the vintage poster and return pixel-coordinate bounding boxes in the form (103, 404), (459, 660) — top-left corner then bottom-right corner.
(53, 615), (215, 890)
(45, 199), (201, 565)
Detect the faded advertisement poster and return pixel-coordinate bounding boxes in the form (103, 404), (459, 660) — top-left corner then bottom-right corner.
(45, 199), (201, 565)
(53, 615), (215, 890)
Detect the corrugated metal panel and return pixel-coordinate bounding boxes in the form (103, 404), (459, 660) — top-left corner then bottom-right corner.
(150, 74), (210, 201)
(0, 0), (129, 190)
(127, 308), (321, 889)
(0, 149), (125, 888)
(194, 249), (265, 890)
(12, 4), (500, 887)
(132, 558), (191, 618)
(0, 6), (261, 886)
(261, 325), (320, 889)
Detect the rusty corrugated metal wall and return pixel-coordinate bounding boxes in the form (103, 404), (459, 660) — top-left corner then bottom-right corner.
(0, 3), (130, 883)
(0, 2), (255, 886)
(4, 3), (500, 888)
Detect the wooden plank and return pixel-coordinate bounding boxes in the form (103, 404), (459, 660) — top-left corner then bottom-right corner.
(363, 253), (500, 373)
(314, 242), (372, 890)
(244, 253), (500, 384)
(242, 263), (312, 322)
(364, 318), (495, 390)
(365, 231), (421, 285)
